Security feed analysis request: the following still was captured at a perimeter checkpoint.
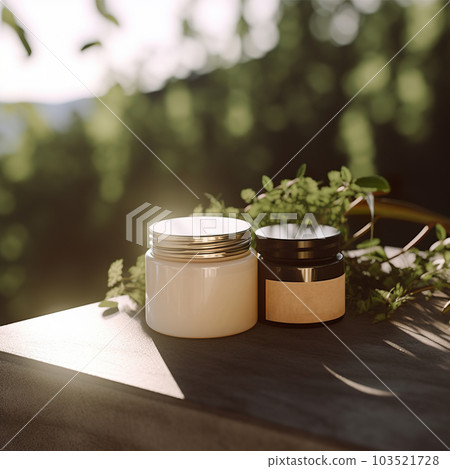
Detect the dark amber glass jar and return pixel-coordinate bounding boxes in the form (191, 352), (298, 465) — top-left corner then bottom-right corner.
(255, 224), (345, 325)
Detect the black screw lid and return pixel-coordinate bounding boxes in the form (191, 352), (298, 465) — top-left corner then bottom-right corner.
(255, 224), (341, 261)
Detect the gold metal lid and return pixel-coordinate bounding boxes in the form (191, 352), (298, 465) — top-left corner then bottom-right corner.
(149, 216), (252, 261)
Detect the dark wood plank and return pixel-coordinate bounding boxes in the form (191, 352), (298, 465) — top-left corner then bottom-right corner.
(1, 296), (449, 450)
(0, 353), (356, 450)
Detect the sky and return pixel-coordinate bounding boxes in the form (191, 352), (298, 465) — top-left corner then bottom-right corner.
(0, 0), (430, 104)
(0, 0), (279, 103)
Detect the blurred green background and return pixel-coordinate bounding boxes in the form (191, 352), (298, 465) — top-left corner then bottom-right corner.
(0, 0), (449, 324)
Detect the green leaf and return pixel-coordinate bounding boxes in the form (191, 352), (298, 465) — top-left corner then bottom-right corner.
(2, 8), (15, 26)
(224, 206), (240, 215)
(262, 175), (274, 192)
(241, 188), (256, 203)
(107, 258), (123, 287)
(356, 238), (381, 249)
(2, 8), (32, 56)
(327, 170), (341, 185)
(95, 0), (119, 26)
(355, 175), (390, 193)
(99, 300), (118, 308)
(442, 299), (450, 314)
(81, 41), (102, 51)
(204, 193), (224, 213)
(236, 17), (250, 36)
(182, 19), (195, 37)
(101, 255), (146, 309)
(341, 166), (352, 183)
(105, 285), (125, 299)
(296, 163), (307, 179)
(193, 203), (203, 213)
(265, 189), (283, 201)
(375, 288), (390, 301)
(436, 223), (446, 241)
(128, 288), (145, 307)
(374, 312), (387, 323)
(128, 254), (145, 281)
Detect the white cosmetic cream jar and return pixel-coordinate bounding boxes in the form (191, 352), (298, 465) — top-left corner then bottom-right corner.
(145, 216), (257, 338)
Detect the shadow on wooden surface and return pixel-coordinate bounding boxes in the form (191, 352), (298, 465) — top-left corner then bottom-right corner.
(0, 352), (359, 451)
(146, 299), (450, 450)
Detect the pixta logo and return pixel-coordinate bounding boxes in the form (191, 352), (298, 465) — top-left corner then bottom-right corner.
(126, 203), (172, 247)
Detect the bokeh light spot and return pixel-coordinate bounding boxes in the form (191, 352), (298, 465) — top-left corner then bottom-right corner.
(0, 224), (28, 261)
(330, 5), (360, 46)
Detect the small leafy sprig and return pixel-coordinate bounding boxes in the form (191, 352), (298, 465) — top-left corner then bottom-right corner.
(345, 227), (450, 322)
(193, 164), (389, 240)
(99, 255), (145, 309)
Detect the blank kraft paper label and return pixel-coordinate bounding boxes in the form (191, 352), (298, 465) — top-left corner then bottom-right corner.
(266, 274), (345, 323)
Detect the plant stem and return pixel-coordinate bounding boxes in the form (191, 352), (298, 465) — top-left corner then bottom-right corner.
(410, 285), (438, 295)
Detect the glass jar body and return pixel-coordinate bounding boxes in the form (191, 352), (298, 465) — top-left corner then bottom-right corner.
(258, 254), (345, 326)
(145, 250), (258, 338)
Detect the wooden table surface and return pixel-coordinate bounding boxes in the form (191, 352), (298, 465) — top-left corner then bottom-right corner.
(1, 295), (449, 451)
